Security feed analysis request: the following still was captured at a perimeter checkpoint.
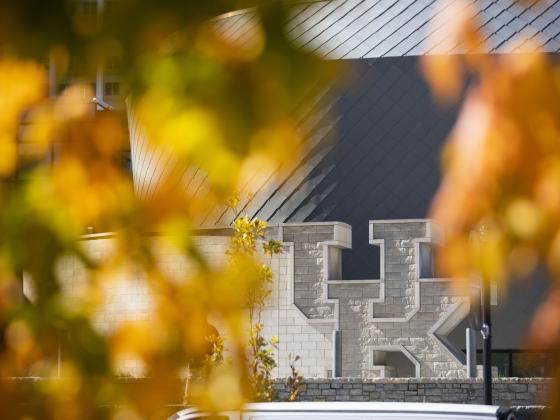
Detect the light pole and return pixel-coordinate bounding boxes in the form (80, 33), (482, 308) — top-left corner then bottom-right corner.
(467, 286), (481, 379)
(481, 276), (492, 405)
(474, 225), (493, 405)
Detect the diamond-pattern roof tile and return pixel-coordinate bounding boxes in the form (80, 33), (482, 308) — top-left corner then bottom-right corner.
(213, 0), (560, 57)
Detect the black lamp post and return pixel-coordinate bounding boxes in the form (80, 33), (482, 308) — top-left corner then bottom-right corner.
(481, 277), (492, 405)
(471, 225), (493, 405)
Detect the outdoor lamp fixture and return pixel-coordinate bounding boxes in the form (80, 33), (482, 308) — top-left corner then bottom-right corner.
(92, 96), (113, 111)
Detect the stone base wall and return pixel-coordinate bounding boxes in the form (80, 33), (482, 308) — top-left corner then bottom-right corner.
(274, 378), (552, 407)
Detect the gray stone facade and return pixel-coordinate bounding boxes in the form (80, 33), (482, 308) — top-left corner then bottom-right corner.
(282, 224), (338, 320)
(49, 219), (477, 379)
(270, 219), (469, 379)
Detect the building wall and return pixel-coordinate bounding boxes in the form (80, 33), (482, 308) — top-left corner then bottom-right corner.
(267, 220), (467, 379)
(4, 376), (551, 415)
(24, 233), (231, 376)
(27, 219), (543, 379)
(261, 225), (335, 377)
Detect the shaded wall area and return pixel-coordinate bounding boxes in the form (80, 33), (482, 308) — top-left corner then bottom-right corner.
(449, 270), (552, 351)
(448, 269), (554, 377)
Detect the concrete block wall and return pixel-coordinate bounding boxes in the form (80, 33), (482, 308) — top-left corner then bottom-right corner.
(265, 219), (468, 379)
(29, 225), (336, 377)
(313, 220), (468, 379)
(31, 219), (474, 379)
(52, 233), (232, 332)
(281, 224), (337, 320)
(261, 224), (336, 378)
(370, 222), (426, 318)
(26, 233), (233, 376)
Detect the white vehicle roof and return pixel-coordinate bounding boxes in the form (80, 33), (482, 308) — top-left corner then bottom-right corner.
(241, 402), (501, 414)
(172, 402), (509, 419)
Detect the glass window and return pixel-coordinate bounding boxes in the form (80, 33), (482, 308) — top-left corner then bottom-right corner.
(419, 242), (435, 279)
(512, 351), (554, 377)
(104, 82), (120, 97)
(474, 350), (554, 377)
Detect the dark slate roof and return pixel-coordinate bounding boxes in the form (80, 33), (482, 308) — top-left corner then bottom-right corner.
(129, 57), (454, 278)
(235, 56), (458, 278)
(130, 1), (560, 278)
(214, 0), (560, 57)
(207, 1), (560, 279)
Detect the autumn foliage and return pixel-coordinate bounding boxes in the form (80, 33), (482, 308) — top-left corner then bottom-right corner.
(422, 1), (560, 416)
(1, 0), (560, 418)
(0, 1), (335, 418)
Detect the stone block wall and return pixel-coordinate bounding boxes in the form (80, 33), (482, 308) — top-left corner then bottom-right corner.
(5, 377), (551, 418)
(265, 219), (471, 379)
(31, 224), (338, 378)
(52, 233), (232, 332)
(272, 219), (469, 379)
(274, 378), (552, 407)
(36, 219), (478, 379)
(280, 223), (338, 320)
(261, 223), (340, 378)
(25, 232), (234, 376)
